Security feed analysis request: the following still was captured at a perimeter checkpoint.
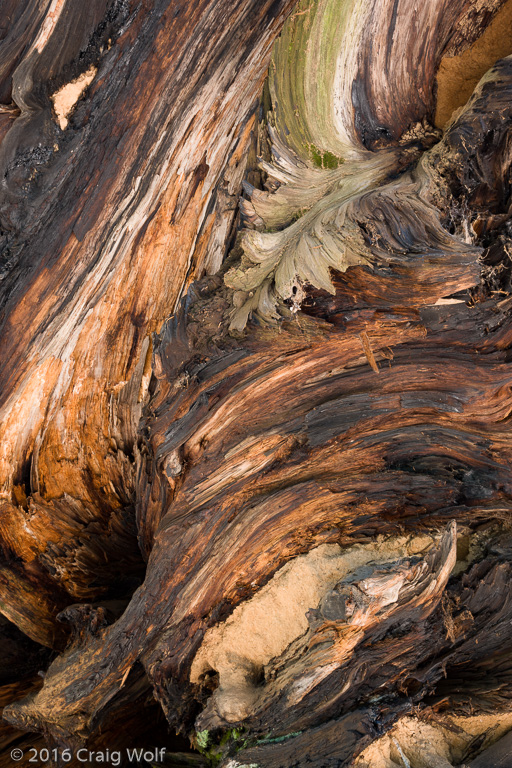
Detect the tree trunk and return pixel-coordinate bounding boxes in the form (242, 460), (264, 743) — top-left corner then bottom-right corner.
(1, 0), (512, 765)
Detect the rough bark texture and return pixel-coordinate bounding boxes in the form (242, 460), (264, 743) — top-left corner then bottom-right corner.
(1, 0), (512, 766)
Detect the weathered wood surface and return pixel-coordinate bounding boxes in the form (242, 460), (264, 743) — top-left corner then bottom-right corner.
(0, 0), (297, 647)
(1, 0), (512, 765)
(469, 730), (512, 767)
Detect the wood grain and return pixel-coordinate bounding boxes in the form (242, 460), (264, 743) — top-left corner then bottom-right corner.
(1, 0), (512, 764)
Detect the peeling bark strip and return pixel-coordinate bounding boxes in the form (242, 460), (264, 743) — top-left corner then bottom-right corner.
(1, 0), (512, 765)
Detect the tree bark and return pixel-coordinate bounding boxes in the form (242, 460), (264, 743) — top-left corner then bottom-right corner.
(1, 0), (512, 766)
